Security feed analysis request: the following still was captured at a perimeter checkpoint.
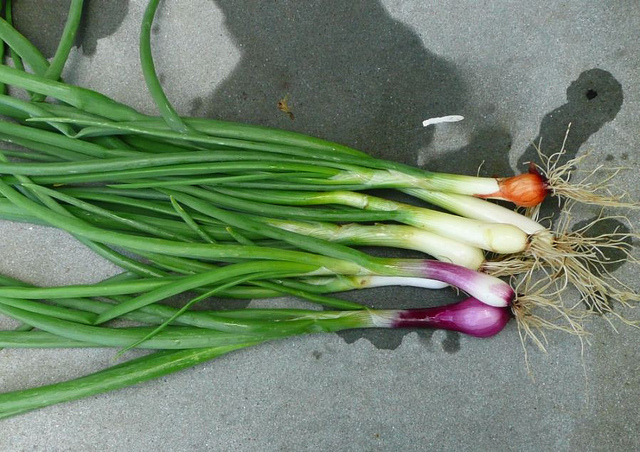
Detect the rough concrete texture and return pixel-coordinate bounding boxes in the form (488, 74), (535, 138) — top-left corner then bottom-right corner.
(1, 1), (639, 450)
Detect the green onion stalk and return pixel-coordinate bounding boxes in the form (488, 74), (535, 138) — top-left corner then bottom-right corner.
(0, 294), (512, 349)
(0, 177), (519, 308)
(191, 186), (637, 314)
(0, 183), (488, 291)
(0, 291), (510, 419)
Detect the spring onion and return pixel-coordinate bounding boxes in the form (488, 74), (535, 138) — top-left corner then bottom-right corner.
(0, 0), (636, 421)
(1, 297), (510, 418)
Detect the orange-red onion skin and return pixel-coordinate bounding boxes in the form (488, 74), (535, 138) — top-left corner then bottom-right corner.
(477, 166), (549, 207)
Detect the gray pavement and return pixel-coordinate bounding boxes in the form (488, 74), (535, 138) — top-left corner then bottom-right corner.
(1, 1), (639, 450)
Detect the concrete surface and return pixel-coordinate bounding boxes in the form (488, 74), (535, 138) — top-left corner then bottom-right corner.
(1, 0), (639, 450)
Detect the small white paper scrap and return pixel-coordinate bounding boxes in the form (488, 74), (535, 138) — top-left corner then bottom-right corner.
(422, 115), (464, 127)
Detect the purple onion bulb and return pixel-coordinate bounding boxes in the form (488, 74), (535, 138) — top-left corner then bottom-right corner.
(390, 297), (512, 338)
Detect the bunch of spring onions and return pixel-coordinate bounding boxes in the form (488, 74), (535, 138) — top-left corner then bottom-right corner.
(0, 0), (637, 418)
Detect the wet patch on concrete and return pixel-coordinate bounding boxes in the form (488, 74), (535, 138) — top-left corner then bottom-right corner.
(517, 68), (623, 171)
(198, 0), (469, 166)
(518, 68), (627, 271)
(424, 125), (514, 177)
(11, 0), (130, 58)
(77, 0), (130, 56)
